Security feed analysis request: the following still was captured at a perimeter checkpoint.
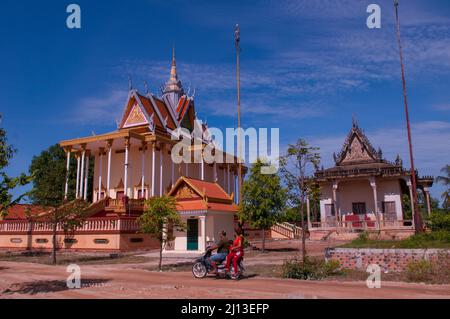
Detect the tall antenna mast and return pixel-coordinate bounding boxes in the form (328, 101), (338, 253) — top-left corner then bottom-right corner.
(394, 0), (423, 233)
(235, 24), (242, 207)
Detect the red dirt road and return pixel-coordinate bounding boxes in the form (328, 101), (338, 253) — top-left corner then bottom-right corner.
(0, 261), (449, 299)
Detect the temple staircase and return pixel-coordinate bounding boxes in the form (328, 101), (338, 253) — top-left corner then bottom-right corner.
(271, 222), (302, 239)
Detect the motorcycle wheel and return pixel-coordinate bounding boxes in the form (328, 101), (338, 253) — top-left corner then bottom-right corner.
(192, 262), (208, 278)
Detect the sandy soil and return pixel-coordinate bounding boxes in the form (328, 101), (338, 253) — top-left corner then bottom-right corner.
(1, 260), (449, 299)
(1, 240), (449, 299)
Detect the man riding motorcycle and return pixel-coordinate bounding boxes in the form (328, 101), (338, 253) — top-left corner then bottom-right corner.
(207, 230), (230, 274)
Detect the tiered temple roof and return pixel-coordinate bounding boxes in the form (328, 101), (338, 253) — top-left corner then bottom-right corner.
(314, 120), (426, 182)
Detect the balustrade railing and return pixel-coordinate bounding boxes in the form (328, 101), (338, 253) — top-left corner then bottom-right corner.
(314, 166), (407, 179)
(0, 217), (139, 234)
(310, 219), (413, 230)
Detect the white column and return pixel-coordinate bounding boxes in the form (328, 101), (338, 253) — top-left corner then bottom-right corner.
(332, 181), (339, 226)
(106, 141), (112, 198)
(141, 142), (146, 198)
(75, 154), (80, 199)
(407, 179), (415, 225)
(199, 216), (206, 252)
(98, 148), (104, 201)
(151, 143), (156, 197)
(213, 162), (217, 182)
(369, 177), (380, 230)
(233, 173), (240, 204)
(83, 153), (89, 201)
(227, 165), (230, 194)
(79, 147), (86, 199)
(424, 187), (431, 216)
(171, 158), (175, 187)
(200, 152), (205, 181)
(124, 138), (130, 198)
(159, 145), (163, 195)
(64, 149), (71, 200)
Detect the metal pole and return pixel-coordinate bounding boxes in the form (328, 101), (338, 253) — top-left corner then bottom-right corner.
(235, 24), (242, 206)
(394, 0), (423, 233)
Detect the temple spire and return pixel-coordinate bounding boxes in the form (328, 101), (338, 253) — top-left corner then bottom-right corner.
(170, 46), (178, 82)
(352, 114), (358, 128)
(162, 47), (184, 110)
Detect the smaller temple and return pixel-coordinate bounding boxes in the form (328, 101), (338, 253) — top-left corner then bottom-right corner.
(313, 119), (433, 229)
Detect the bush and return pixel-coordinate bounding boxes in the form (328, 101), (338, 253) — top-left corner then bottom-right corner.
(407, 230), (450, 243)
(428, 213), (450, 231)
(282, 257), (342, 280)
(405, 260), (434, 282)
(357, 231), (369, 242)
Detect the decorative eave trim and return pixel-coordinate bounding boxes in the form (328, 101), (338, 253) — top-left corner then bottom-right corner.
(161, 94), (179, 127)
(146, 93), (167, 132)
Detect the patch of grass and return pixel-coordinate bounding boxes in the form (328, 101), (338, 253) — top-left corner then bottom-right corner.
(404, 252), (450, 284)
(405, 260), (434, 282)
(341, 231), (450, 249)
(282, 257), (342, 280)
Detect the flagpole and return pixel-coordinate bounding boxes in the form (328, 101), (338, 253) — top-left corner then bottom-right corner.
(394, 0), (423, 233)
(235, 24), (242, 206)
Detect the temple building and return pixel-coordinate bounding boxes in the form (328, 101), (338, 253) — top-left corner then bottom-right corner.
(313, 120), (434, 229)
(0, 52), (244, 253)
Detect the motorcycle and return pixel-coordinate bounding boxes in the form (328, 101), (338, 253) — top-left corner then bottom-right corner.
(192, 247), (245, 280)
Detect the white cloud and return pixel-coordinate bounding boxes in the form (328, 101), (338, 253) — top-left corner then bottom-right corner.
(433, 104), (450, 112)
(68, 89), (128, 126)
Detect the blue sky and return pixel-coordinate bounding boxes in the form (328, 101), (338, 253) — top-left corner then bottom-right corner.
(1, 0), (449, 202)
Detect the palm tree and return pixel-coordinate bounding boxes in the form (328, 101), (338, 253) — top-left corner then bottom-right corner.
(436, 165), (450, 209)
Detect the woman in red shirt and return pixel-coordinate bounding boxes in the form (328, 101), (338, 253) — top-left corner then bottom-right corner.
(225, 227), (244, 276)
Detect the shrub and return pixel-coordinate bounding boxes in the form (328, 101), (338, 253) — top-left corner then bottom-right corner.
(428, 213), (450, 232)
(403, 231), (450, 248)
(405, 260), (434, 282)
(282, 257), (342, 280)
(357, 231), (369, 242)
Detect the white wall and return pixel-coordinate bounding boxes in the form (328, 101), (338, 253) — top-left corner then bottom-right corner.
(92, 144), (232, 201)
(319, 178), (404, 221)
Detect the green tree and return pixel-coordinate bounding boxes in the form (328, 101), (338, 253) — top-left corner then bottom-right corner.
(237, 159), (287, 252)
(280, 139), (320, 262)
(138, 195), (185, 271)
(29, 144), (94, 205)
(28, 144), (93, 264)
(42, 199), (90, 265)
(0, 114), (32, 215)
(436, 165), (450, 210)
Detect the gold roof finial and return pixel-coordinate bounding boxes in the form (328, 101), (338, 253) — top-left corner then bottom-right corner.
(172, 45), (176, 67)
(170, 46), (177, 81)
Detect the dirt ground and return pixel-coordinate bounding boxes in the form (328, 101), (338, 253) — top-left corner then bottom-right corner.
(0, 240), (449, 299)
(1, 260), (449, 299)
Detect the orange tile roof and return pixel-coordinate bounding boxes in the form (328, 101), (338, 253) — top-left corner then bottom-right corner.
(176, 96), (186, 114)
(152, 97), (177, 130)
(176, 200), (208, 211)
(169, 177), (236, 213)
(136, 93), (163, 128)
(4, 205), (47, 220)
(207, 202), (238, 212)
(183, 177), (232, 201)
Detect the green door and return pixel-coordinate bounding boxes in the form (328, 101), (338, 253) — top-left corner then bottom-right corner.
(187, 219), (199, 251)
